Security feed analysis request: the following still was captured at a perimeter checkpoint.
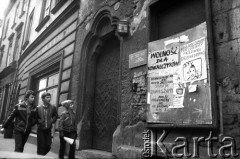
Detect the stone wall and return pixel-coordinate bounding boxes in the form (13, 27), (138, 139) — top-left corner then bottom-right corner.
(213, 0), (240, 151)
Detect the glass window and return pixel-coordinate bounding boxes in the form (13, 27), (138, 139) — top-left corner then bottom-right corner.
(25, 9), (34, 43)
(7, 38), (13, 66)
(48, 73), (59, 87)
(35, 72), (59, 106)
(14, 26), (22, 60)
(48, 87), (58, 106)
(3, 19), (9, 39)
(37, 90), (46, 106)
(39, 78), (47, 90)
(40, 0), (51, 22)
(20, 0), (26, 16)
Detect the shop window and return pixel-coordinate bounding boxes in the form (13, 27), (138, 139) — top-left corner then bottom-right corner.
(35, 72), (59, 106)
(149, 0), (205, 41)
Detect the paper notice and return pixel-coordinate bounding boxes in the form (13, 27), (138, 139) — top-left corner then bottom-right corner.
(147, 92), (150, 104)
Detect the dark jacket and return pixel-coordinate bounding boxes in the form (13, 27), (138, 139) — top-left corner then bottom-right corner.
(36, 104), (57, 130)
(3, 102), (36, 133)
(59, 110), (77, 132)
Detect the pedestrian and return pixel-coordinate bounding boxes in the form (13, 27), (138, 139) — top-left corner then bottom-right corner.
(59, 100), (77, 159)
(36, 92), (58, 155)
(0, 90), (36, 152)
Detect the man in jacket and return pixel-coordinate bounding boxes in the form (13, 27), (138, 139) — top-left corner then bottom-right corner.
(36, 92), (57, 155)
(0, 90), (36, 152)
(59, 100), (77, 159)
(58, 100), (77, 159)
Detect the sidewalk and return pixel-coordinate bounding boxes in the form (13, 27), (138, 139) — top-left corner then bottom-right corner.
(0, 133), (57, 158)
(0, 133), (84, 158)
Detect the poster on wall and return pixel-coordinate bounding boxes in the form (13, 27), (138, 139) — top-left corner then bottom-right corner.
(147, 22), (213, 125)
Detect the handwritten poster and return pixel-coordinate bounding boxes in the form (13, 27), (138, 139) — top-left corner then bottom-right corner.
(148, 46), (180, 77)
(149, 75), (173, 120)
(147, 22), (213, 125)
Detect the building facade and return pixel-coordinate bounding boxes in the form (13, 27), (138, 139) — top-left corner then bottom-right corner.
(0, 0), (240, 158)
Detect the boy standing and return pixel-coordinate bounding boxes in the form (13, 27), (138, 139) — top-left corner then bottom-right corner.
(59, 100), (77, 159)
(36, 92), (58, 155)
(0, 90), (36, 152)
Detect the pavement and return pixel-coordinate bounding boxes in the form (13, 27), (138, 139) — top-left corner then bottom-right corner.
(0, 132), (84, 158)
(0, 133), (57, 158)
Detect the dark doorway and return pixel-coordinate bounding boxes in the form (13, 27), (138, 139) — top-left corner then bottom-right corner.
(92, 35), (120, 152)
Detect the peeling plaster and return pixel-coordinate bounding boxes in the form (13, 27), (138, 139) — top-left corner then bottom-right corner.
(79, 0), (94, 25)
(130, 0), (151, 36)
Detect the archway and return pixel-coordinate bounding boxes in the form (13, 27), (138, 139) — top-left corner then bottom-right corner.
(79, 11), (121, 152)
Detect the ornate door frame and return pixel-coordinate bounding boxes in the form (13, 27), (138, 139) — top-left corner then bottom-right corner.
(78, 9), (122, 150)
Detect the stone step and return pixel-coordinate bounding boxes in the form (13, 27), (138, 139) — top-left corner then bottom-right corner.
(76, 149), (116, 159)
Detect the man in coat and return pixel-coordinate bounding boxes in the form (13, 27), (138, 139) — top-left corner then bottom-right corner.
(0, 90), (36, 152)
(36, 92), (57, 155)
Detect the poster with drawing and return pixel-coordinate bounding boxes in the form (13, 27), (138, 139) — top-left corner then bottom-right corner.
(147, 22), (213, 125)
(180, 37), (207, 83)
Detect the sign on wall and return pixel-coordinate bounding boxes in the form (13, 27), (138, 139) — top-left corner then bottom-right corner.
(129, 49), (147, 69)
(147, 22), (214, 126)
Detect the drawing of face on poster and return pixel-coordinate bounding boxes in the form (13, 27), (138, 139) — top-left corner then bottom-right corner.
(183, 58), (202, 82)
(150, 104), (160, 120)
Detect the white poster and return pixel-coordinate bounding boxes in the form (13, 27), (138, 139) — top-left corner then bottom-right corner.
(180, 37), (207, 83)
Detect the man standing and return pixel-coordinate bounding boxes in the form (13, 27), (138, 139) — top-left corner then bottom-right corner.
(36, 92), (57, 155)
(0, 90), (36, 152)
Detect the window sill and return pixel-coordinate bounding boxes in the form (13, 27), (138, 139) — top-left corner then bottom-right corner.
(22, 40), (29, 50)
(11, 23), (16, 29)
(35, 15), (50, 32)
(19, 11), (25, 19)
(51, 0), (67, 14)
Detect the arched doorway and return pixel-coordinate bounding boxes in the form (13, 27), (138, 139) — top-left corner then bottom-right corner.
(92, 35), (120, 151)
(78, 12), (121, 152)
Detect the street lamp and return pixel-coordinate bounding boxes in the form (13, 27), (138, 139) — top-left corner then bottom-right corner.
(117, 19), (129, 36)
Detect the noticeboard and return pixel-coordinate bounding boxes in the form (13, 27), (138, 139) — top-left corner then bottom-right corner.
(147, 22), (216, 127)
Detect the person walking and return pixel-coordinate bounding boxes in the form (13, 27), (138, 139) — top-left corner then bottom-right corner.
(59, 100), (77, 159)
(0, 90), (36, 152)
(36, 92), (57, 155)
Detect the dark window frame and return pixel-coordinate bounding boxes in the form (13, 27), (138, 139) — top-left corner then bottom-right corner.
(3, 19), (9, 40)
(51, 0), (67, 14)
(23, 8), (34, 50)
(19, 0), (26, 18)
